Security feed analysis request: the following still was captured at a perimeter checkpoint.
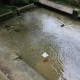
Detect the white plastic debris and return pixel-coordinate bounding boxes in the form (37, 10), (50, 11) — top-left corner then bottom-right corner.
(42, 52), (49, 58)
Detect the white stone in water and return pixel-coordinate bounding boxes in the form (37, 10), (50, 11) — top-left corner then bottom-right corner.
(42, 52), (49, 58)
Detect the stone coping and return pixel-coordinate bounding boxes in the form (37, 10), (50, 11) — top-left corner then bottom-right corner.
(17, 3), (35, 13)
(38, 0), (80, 19)
(0, 3), (35, 21)
(0, 1), (80, 21)
(0, 11), (14, 21)
(0, 52), (46, 80)
(14, 59), (46, 80)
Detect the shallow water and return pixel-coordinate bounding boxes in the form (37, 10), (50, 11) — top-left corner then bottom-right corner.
(0, 7), (80, 80)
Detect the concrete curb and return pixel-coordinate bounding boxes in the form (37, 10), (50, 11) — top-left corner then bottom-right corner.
(17, 3), (35, 13)
(14, 59), (46, 80)
(0, 3), (35, 22)
(0, 1), (79, 21)
(0, 51), (46, 80)
(0, 11), (14, 21)
(37, 0), (80, 19)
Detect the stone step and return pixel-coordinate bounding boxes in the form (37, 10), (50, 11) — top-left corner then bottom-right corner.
(13, 59), (46, 80)
(38, 0), (80, 18)
(0, 51), (46, 80)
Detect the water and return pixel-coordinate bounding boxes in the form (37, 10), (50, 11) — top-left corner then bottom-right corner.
(0, 7), (80, 80)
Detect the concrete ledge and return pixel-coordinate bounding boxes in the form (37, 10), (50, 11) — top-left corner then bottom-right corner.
(0, 11), (14, 21)
(14, 59), (46, 80)
(17, 3), (35, 13)
(0, 52), (46, 80)
(0, 3), (35, 21)
(38, 0), (80, 19)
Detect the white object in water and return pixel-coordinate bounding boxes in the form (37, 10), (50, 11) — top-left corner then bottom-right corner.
(42, 52), (49, 58)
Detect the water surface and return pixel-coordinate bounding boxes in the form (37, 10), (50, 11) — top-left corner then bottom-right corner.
(0, 7), (80, 80)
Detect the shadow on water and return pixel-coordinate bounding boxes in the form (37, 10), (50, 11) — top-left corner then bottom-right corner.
(0, 7), (80, 80)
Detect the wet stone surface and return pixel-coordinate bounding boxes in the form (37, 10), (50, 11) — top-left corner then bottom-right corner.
(0, 7), (80, 80)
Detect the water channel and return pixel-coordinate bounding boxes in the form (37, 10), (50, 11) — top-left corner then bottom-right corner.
(0, 7), (80, 80)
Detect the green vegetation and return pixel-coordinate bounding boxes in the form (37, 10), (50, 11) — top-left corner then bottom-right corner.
(2, 0), (38, 6)
(50, 0), (80, 7)
(0, 0), (38, 15)
(29, 0), (39, 3)
(10, 0), (29, 6)
(0, 5), (12, 15)
(79, 9), (80, 14)
(51, 0), (63, 4)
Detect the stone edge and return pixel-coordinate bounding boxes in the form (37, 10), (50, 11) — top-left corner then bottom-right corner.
(0, 3), (35, 21)
(37, 1), (80, 19)
(0, 11), (14, 21)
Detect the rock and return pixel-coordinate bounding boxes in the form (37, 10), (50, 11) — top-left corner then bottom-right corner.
(10, 50), (21, 60)
(61, 24), (65, 27)
(42, 52), (49, 62)
(5, 25), (10, 28)
(17, 22), (19, 24)
(15, 28), (20, 32)
(11, 26), (14, 28)
(10, 36), (13, 38)
(20, 17), (25, 20)
(43, 57), (49, 62)
(6, 28), (10, 31)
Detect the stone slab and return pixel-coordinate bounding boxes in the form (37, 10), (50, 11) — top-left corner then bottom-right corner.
(0, 52), (45, 80)
(38, 0), (73, 15)
(14, 59), (46, 80)
(18, 3), (35, 13)
(0, 11), (13, 21)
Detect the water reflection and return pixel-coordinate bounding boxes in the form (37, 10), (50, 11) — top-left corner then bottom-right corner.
(39, 11), (80, 80)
